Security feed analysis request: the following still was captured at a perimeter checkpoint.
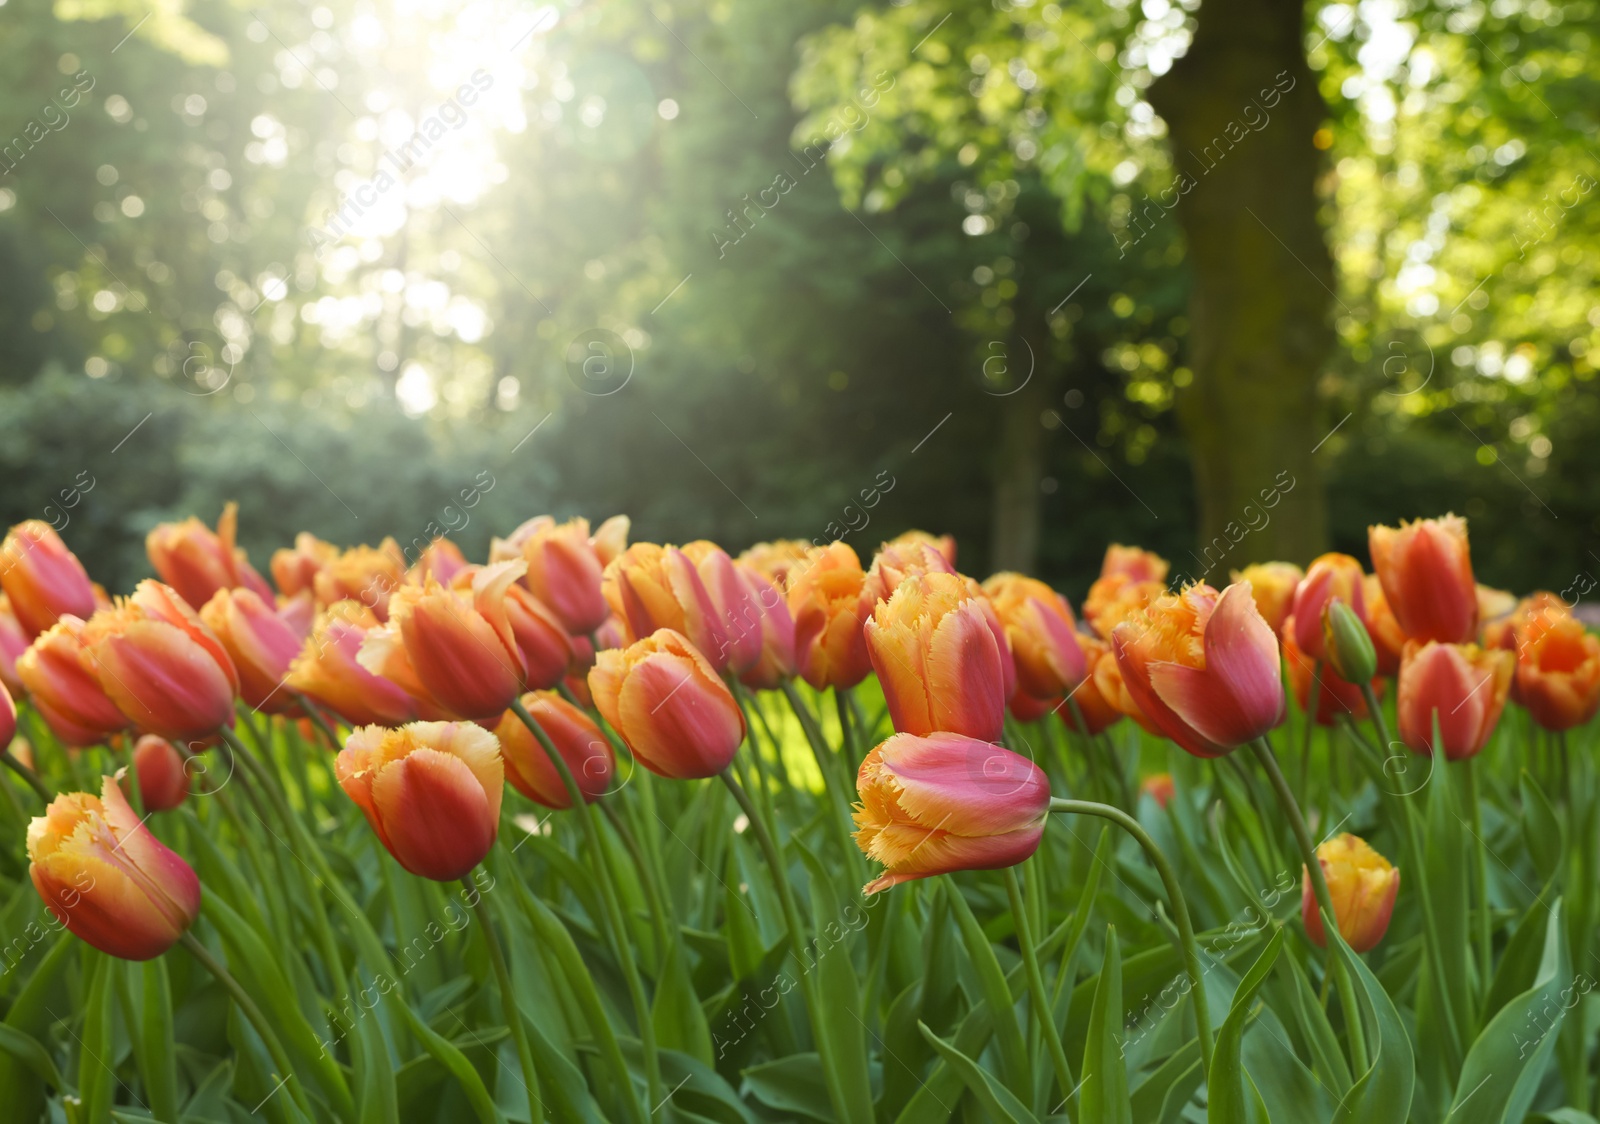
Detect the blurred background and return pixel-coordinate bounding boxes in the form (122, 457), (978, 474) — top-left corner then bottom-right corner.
(1, 0), (1596, 602)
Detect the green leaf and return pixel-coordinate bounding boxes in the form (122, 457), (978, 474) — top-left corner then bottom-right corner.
(348, 971), (400, 1124)
(740, 1053), (835, 1122)
(1208, 926), (1283, 1124)
(79, 951), (115, 1124)
(1128, 1038), (1202, 1124)
(794, 840), (875, 1124)
(0, 1022), (68, 1094)
(1520, 772), (1564, 884)
(945, 878), (1031, 1098)
(1079, 925), (1131, 1124)
(1280, 947), (1352, 1094)
(917, 1021), (1041, 1124)
(1324, 910), (1415, 1124)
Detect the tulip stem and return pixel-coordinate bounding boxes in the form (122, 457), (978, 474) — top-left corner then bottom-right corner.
(1047, 797), (1213, 1078)
(1003, 865), (1077, 1106)
(781, 681), (866, 882)
(509, 698), (661, 1115)
(463, 878), (544, 1123)
(1247, 738), (1370, 1076)
(598, 798), (673, 965)
(1, 749), (54, 805)
(179, 931), (315, 1118)
(292, 691), (344, 752)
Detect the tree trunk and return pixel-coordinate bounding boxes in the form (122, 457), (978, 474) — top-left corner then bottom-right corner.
(1148, 0), (1331, 568)
(989, 337), (1049, 573)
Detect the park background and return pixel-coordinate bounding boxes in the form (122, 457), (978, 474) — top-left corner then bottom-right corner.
(1, 0), (1596, 599)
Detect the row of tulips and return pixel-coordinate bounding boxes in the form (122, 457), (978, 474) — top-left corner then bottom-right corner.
(0, 506), (1596, 1123)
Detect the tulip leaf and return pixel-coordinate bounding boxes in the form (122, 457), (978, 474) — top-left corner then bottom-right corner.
(1079, 924), (1132, 1124)
(113, 956), (180, 1124)
(1280, 947), (1352, 1095)
(1128, 1036), (1202, 1124)
(0, 1022), (68, 1096)
(0, 927), (75, 1116)
(944, 876), (1032, 1098)
(739, 1052), (836, 1122)
(1423, 745), (1475, 1053)
(1207, 925), (1283, 1124)
(917, 1020), (1041, 1124)
(1519, 772), (1564, 886)
(1446, 898), (1570, 1124)
(795, 839), (875, 1124)
(348, 971), (401, 1124)
(79, 951), (115, 1124)
(1324, 909), (1415, 1124)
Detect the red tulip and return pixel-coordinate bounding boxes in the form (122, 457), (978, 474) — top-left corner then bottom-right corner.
(1396, 641), (1513, 759)
(1287, 553), (1366, 663)
(1515, 616), (1600, 732)
(132, 735), (190, 812)
(1368, 515), (1477, 643)
(494, 691), (615, 808)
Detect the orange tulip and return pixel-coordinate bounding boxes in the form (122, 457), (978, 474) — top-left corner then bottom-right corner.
(866, 572), (1010, 742)
(1083, 545), (1170, 638)
(1113, 582), (1285, 758)
(1287, 553), (1367, 663)
(603, 543), (731, 669)
(1141, 773), (1176, 809)
(1485, 592), (1571, 662)
(682, 541), (765, 674)
(360, 564), (527, 721)
(337, 721), (504, 881)
(737, 539), (814, 590)
(271, 531), (339, 598)
(1302, 833), (1399, 953)
(0, 594), (29, 696)
(1368, 515), (1477, 643)
(79, 583), (241, 740)
(517, 518), (610, 636)
(410, 538), (469, 586)
(1, 521), (98, 638)
(881, 530), (958, 568)
(286, 602), (418, 727)
(787, 542), (875, 690)
(1061, 635), (1125, 735)
(867, 539), (956, 601)
(735, 564), (796, 691)
(589, 629), (745, 780)
(314, 539), (409, 620)
(28, 775), (201, 960)
(1229, 562), (1303, 635)
(853, 732), (1050, 894)
(591, 515), (631, 568)
(132, 735), (189, 812)
(494, 691), (615, 808)
(146, 502), (274, 611)
(200, 588), (307, 713)
(500, 580), (575, 691)
(1282, 621), (1372, 726)
(1362, 576), (1406, 677)
(1396, 641), (1513, 760)
(16, 618), (131, 746)
(982, 573), (1087, 698)
(1515, 616), (1600, 731)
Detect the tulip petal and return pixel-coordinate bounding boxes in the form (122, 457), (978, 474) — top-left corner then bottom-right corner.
(875, 732), (1049, 838)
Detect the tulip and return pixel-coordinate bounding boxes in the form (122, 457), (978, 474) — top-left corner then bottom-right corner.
(591, 514), (631, 568)
(737, 539), (814, 590)
(0, 595), (30, 696)
(146, 503), (275, 610)
(1141, 773), (1176, 809)
(15, 618), (131, 746)
(1287, 553), (1366, 663)
(200, 588), (307, 713)
(410, 538), (469, 585)
(501, 581), (575, 691)
(1101, 544), (1169, 583)
(1112, 582), (1285, 758)
(1060, 635), (1125, 736)
(982, 573), (1087, 698)
(494, 691), (615, 808)
(1301, 833), (1399, 953)
(489, 515), (553, 564)
(360, 563), (527, 721)
(589, 629), (745, 780)
(1323, 598), (1377, 686)
(1515, 616), (1600, 731)
(1369, 515), (1477, 644)
(853, 732), (1050, 894)
(735, 564), (796, 690)
(286, 602), (419, 727)
(603, 542), (731, 669)
(1362, 576), (1406, 677)
(866, 572), (1009, 741)
(1229, 562), (1302, 635)
(271, 531), (339, 597)
(1396, 640), (1513, 760)
(27, 775), (201, 960)
(1476, 584), (1517, 634)
(787, 542), (875, 690)
(79, 583), (241, 741)
(314, 539), (409, 620)
(336, 721), (504, 881)
(1, 521), (98, 638)
(1485, 592), (1570, 660)
(518, 518), (610, 636)
(682, 541), (764, 674)
(882, 529), (958, 568)
(867, 539), (955, 601)
(1083, 545), (1170, 639)
(1282, 621), (1370, 726)
(132, 735), (190, 812)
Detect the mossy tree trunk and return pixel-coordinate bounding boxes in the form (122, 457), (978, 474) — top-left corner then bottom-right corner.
(1148, 0), (1332, 566)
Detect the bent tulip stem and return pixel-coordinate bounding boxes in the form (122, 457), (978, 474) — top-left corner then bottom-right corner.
(509, 697), (662, 1114)
(180, 931), (315, 1118)
(2, 748), (54, 805)
(1247, 738), (1370, 1075)
(464, 878), (544, 1124)
(1003, 866), (1077, 1105)
(1047, 797), (1212, 1078)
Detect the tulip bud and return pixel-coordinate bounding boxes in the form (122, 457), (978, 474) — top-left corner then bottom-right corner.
(201, 588), (307, 713)
(16, 617), (131, 746)
(1, 521), (98, 638)
(1396, 640), (1513, 760)
(1322, 597), (1377, 685)
(1282, 622), (1372, 726)
(1368, 515), (1477, 644)
(1302, 833), (1399, 953)
(132, 735), (190, 812)
(286, 602), (419, 728)
(336, 721), (504, 881)
(494, 692), (615, 808)
(588, 629), (745, 780)
(853, 732), (1050, 894)
(146, 503), (274, 611)
(27, 776), (202, 960)
(80, 582), (241, 740)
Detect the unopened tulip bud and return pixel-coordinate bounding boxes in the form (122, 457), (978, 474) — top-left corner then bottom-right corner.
(1323, 597), (1377, 685)
(1289, 553), (1367, 662)
(336, 721), (504, 881)
(588, 629), (744, 779)
(1302, 833), (1399, 953)
(132, 735), (190, 812)
(28, 776), (202, 959)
